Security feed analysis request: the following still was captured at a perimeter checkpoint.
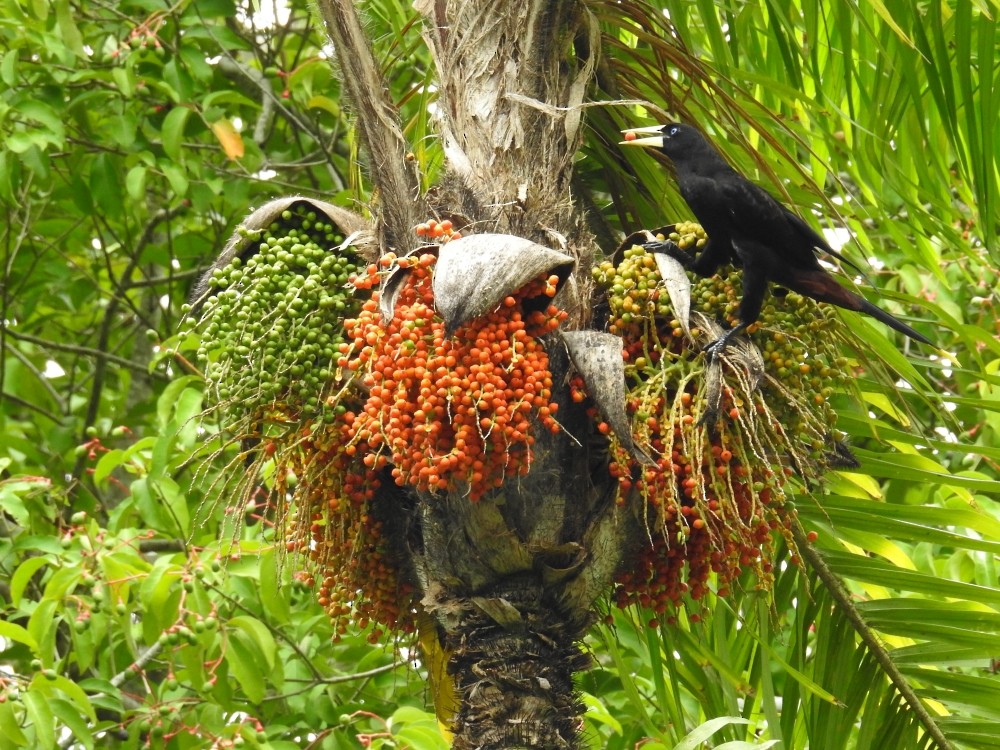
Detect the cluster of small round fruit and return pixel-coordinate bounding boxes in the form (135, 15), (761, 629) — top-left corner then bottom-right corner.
(414, 218), (462, 242)
(343, 251), (565, 500)
(592, 225), (848, 618)
(188, 205), (362, 436)
(267, 242), (567, 636)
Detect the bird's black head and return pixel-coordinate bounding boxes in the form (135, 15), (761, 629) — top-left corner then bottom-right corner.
(620, 122), (713, 164)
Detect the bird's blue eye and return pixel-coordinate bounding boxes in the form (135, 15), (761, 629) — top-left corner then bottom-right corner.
(667, 125), (680, 136)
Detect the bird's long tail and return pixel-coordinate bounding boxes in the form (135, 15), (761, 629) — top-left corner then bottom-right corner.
(787, 270), (932, 345)
(854, 297), (932, 345)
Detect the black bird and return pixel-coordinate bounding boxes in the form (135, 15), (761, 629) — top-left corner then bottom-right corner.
(620, 123), (932, 357)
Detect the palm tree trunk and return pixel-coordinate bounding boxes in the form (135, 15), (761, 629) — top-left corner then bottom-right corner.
(316, 1), (624, 746)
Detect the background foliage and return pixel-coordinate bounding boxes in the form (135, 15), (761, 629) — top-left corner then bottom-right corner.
(1, 0), (998, 749)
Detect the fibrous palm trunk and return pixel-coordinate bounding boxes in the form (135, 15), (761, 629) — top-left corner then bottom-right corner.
(317, 1), (624, 746)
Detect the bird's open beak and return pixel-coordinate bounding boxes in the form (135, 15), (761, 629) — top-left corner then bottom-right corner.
(620, 125), (664, 147)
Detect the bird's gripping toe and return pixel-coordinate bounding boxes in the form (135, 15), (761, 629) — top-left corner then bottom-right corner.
(702, 323), (748, 363)
(642, 239), (693, 268)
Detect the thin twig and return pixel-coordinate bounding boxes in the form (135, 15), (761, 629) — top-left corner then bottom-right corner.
(268, 662), (407, 699)
(1, 328), (168, 380)
(0, 390), (63, 423)
(1, 337), (68, 413)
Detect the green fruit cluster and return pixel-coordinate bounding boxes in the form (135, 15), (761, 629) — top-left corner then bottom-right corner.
(593, 221), (707, 326)
(188, 206), (361, 429)
(593, 224), (849, 459)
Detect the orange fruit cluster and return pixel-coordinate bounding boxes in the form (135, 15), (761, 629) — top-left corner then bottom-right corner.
(414, 218), (461, 241)
(607, 398), (780, 614)
(342, 252), (565, 500)
(275, 241), (567, 640)
(277, 421), (419, 639)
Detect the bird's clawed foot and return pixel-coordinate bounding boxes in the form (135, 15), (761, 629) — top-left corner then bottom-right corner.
(642, 239), (693, 268)
(696, 323), (751, 430)
(703, 336), (729, 363)
(702, 324), (747, 364)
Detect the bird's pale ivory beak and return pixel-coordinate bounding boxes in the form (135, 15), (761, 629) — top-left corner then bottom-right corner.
(620, 125), (665, 147)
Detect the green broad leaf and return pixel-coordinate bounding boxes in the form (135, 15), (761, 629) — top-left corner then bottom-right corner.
(714, 742), (780, 750)
(151, 476), (190, 536)
(157, 377), (201, 428)
(111, 66), (135, 97)
(1, 50), (17, 86)
(174, 382), (205, 427)
(131, 476), (168, 530)
(228, 616), (277, 672)
(161, 162), (189, 197)
(163, 58), (193, 102)
(125, 165), (146, 201)
(119, 436), (156, 466)
(68, 172), (93, 214)
(28, 598), (57, 663)
(0, 151), (18, 204)
(176, 635), (210, 691)
(92, 449), (126, 487)
(0, 486), (29, 529)
(150, 427), (174, 481)
(225, 629), (266, 703)
(201, 90), (258, 110)
(392, 725), (450, 750)
(307, 95), (341, 118)
(107, 109), (138, 150)
(161, 106), (192, 162)
(5, 131), (45, 154)
(100, 550), (150, 588)
(11, 536), (63, 557)
(259, 549), (289, 625)
(0, 620), (39, 652)
(42, 565), (82, 602)
(0, 701), (29, 747)
(14, 101), (65, 146)
(178, 46), (214, 83)
(674, 717), (749, 750)
(389, 706), (438, 725)
(89, 153), (123, 217)
(47, 699), (92, 750)
(22, 685), (55, 749)
(139, 555), (182, 639)
(10, 555), (50, 606)
(54, 0), (84, 56)
(225, 553), (264, 579)
(76, 679), (121, 714)
(188, 0), (237, 17)
(45, 678), (96, 723)
(580, 690), (623, 734)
